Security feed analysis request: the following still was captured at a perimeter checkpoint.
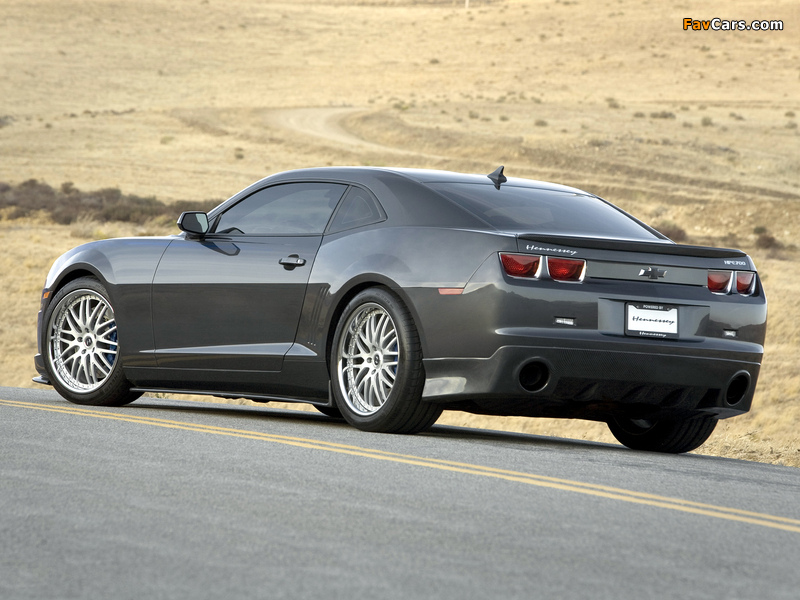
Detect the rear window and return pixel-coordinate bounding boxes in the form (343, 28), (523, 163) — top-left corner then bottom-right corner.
(428, 183), (661, 241)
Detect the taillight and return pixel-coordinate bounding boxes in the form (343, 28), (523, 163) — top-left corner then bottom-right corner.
(708, 270), (755, 295)
(708, 271), (732, 294)
(500, 253), (541, 278)
(736, 272), (755, 295)
(547, 257), (586, 282)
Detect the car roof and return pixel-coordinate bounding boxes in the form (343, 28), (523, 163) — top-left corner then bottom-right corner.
(211, 166), (613, 232)
(264, 166), (593, 197)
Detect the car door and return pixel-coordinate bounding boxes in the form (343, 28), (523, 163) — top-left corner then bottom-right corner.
(151, 181), (347, 373)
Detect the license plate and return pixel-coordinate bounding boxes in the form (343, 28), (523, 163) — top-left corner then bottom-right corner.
(625, 303), (678, 339)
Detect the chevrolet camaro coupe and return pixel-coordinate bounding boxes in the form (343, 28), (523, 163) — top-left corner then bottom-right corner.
(34, 166), (767, 453)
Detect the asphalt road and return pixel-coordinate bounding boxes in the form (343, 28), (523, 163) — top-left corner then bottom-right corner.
(2, 386), (799, 600)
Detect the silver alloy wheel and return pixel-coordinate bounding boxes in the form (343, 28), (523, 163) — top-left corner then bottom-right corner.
(48, 289), (119, 394)
(336, 302), (400, 416)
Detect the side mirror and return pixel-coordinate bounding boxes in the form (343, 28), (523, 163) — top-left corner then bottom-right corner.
(177, 211), (209, 237)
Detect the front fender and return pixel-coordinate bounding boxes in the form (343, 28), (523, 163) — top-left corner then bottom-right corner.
(41, 237), (174, 368)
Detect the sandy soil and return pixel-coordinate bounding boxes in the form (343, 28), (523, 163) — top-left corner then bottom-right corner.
(1, 0), (798, 464)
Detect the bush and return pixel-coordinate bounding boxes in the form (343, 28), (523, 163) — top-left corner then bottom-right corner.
(756, 234), (781, 250)
(0, 180), (220, 225)
(654, 221), (688, 242)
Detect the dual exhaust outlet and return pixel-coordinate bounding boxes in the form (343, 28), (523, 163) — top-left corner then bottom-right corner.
(517, 361), (751, 407)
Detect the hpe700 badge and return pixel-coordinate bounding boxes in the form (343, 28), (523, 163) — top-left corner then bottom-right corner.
(625, 303), (679, 339)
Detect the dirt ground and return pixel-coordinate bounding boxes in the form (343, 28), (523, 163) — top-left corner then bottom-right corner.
(1, 0), (798, 464)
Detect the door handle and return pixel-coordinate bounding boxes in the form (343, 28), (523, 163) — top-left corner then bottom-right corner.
(279, 254), (307, 270)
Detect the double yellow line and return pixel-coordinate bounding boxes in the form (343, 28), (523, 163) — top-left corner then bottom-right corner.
(4, 397), (800, 534)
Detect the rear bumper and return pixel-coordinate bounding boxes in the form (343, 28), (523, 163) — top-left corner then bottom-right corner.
(422, 339), (761, 421)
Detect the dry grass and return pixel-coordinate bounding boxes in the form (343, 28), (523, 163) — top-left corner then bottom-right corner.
(0, 0), (798, 465)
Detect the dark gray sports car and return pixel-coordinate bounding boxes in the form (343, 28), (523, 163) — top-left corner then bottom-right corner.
(34, 166), (767, 453)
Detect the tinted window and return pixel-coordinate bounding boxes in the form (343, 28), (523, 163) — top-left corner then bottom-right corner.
(215, 182), (347, 235)
(429, 183), (660, 240)
(327, 186), (385, 234)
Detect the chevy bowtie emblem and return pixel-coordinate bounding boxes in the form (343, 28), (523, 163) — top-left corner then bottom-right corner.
(639, 266), (667, 279)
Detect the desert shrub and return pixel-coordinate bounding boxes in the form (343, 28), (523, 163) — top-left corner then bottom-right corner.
(650, 111), (676, 119)
(654, 221), (688, 242)
(0, 180), (221, 225)
(756, 234), (781, 250)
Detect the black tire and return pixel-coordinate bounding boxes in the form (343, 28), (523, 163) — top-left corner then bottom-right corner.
(607, 415), (717, 454)
(314, 404), (343, 419)
(330, 288), (442, 434)
(43, 277), (141, 407)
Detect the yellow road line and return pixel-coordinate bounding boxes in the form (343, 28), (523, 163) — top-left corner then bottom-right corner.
(4, 398), (800, 534)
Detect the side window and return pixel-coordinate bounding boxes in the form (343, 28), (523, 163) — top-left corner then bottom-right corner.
(214, 182), (347, 235)
(327, 186), (386, 234)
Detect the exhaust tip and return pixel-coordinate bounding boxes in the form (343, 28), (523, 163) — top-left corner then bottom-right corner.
(725, 372), (751, 406)
(519, 361), (550, 393)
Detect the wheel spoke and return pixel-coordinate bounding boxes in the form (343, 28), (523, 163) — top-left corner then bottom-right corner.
(368, 375), (382, 406)
(96, 325), (118, 342)
(70, 352), (82, 380)
(57, 338), (79, 354)
(91, 353), (111, 378)
(78, 298), (90, 329)
(379, 367), (395, 386)
(87, 301), (103, 330)
(83, 356), (93, 383)
(377, 315), (392, 346)
(356, 329), (369, 351)
(61, 349), (79, 368)
(65, 306), (83, 333)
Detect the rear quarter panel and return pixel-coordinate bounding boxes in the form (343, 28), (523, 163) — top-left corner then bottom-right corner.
(298, 226), (516, 359)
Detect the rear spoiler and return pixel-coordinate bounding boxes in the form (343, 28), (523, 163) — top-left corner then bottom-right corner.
(518, 234), (748, 259)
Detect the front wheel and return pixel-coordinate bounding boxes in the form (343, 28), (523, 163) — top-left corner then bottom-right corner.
(43, 277), (141, 407)
(330, 288), (441, 434)
(607, 415), (717, 454)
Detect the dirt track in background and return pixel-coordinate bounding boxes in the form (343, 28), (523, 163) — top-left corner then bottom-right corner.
(266, 107), (433, 157)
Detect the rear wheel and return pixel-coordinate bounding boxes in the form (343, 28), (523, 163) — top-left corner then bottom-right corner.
(330, 288), (441, 434)
(607, 415), (717, 454)
(43, 277), (141, 407)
